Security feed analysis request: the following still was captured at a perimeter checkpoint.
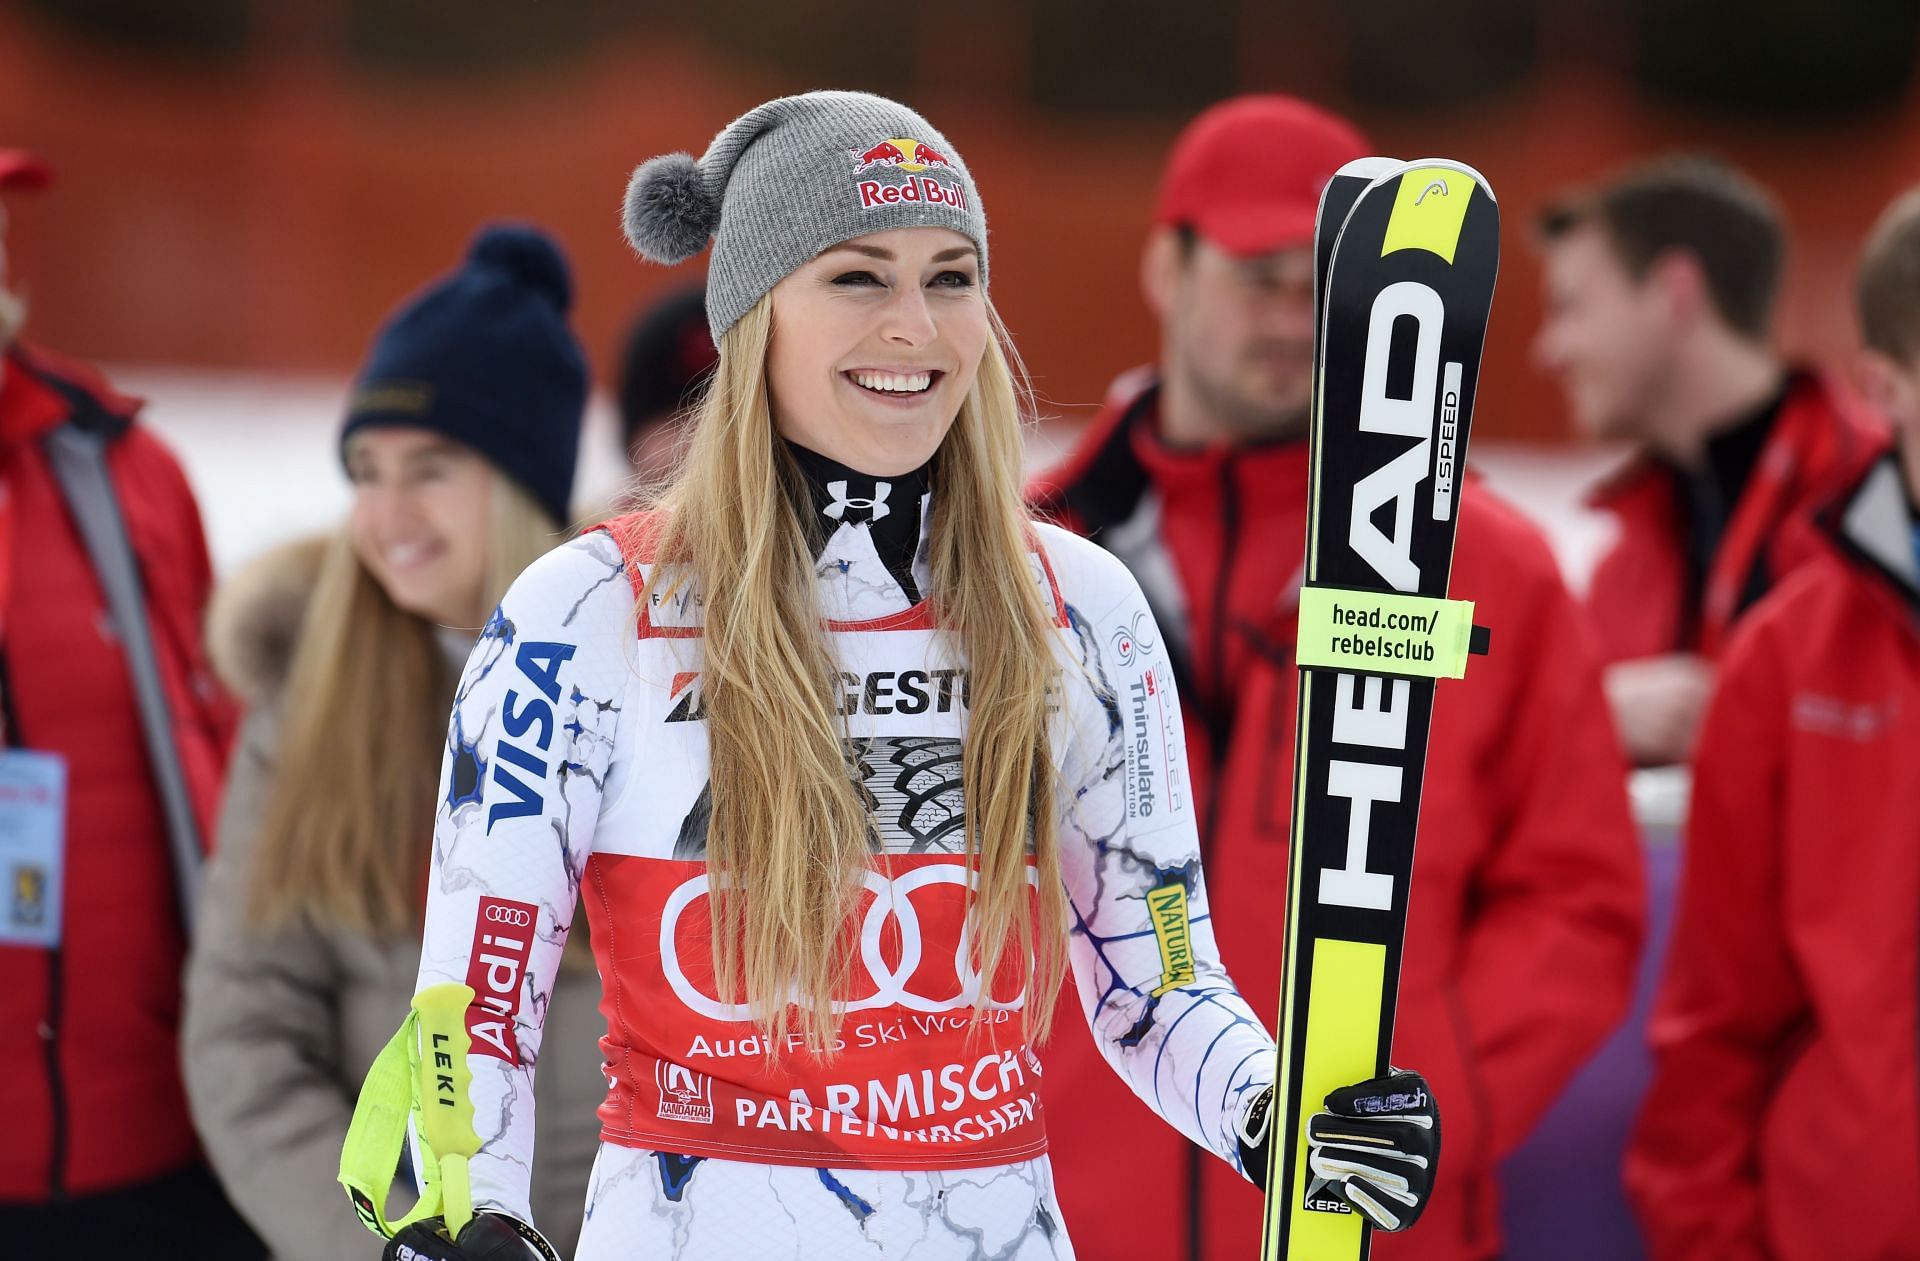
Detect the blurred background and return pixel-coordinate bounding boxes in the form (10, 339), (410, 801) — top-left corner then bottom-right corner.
(7, 7), (1919, 1256)
(7, 0), (1920, 575)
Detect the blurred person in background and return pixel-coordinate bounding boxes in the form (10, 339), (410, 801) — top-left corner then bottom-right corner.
(180, 225), (606, 1259)
(617, 283), (715, 487)
(0, 151), (258, 1257)
(1532, 158), (1886, 766)
(1623, 188), (1920, 1261)
(1029, 96), (1644, 1261)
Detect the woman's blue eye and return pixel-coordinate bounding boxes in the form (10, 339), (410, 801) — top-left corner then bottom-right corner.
(832, 271), (882, 286)
(932, 270), (975, 288)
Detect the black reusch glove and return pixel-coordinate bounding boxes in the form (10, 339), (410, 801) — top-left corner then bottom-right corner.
(384, 1213), (560, 1261)
(1235, 1067), (1441, 1233)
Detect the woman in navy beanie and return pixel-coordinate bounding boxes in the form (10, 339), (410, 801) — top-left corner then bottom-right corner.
(181, 224), (606, 1260)
(343, 222), (586, 529)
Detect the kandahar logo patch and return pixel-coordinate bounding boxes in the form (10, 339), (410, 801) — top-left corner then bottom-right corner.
(656, 1061), (716, 1124)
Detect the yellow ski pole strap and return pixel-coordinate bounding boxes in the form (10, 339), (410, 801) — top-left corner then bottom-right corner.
(413, 984), (482, 1239)
(339, 983), (482, 1239)
(1295, 585), (1484, 680)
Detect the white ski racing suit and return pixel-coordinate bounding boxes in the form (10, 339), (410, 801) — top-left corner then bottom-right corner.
(412, 489), (1275, 1259)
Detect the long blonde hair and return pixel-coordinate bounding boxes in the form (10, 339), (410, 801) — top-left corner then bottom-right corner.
(248, 471), (559, 932)
(645, 295), (1068, 1048)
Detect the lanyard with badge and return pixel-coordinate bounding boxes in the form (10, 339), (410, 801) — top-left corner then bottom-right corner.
(0, 449), (69, 951)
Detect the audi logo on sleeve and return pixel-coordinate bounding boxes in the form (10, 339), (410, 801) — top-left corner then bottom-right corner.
(589, 852), (1049, 1169)
(465, 896), (539, 1063)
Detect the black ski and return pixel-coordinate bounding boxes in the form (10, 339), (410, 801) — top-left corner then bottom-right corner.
(1261, 159), (1499, 1261)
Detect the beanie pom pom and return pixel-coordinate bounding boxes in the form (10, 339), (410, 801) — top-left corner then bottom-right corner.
(469, 224), (574, 313)
(624, 152), (719, 265)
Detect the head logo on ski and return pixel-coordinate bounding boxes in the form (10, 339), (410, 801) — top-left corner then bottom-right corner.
(1261, 157), (1499, 1261)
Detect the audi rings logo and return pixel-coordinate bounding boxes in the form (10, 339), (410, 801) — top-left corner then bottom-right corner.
(485, 904), (533, 927)
(659, 865), (1038, 1022)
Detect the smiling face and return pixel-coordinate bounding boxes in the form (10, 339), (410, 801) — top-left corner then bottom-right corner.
(765, 226), (989, 476)
(1532, 224), (1676, 442)
(345, 428), (494, 628)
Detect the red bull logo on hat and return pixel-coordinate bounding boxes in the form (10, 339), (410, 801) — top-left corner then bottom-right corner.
(850, 137), (953, 174)
(851, 135), (967, 214)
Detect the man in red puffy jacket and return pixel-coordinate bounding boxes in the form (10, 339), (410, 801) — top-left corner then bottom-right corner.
(0, 151), (256, 1257)
(1029, 97), (1645, 1261)
(1625, 187), (1920, 1261)
(1532, 159), (1886, 766)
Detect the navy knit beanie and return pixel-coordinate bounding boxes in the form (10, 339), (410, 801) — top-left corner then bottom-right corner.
(340, 223), (586, 525)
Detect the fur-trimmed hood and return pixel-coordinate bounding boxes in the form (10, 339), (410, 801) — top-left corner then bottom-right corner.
(205, 534), (330, 706)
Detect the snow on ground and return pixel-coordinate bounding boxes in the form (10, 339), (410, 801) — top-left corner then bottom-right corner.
(120, 366), (1625, 593)
(119, 366), (634, 577)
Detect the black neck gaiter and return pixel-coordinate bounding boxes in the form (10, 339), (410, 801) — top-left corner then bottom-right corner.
(786, 441), (932, 604)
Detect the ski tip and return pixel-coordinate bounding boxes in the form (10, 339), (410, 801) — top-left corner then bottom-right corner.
(1395, 157), (1497, 204)
(1334, 156), (1402, 182)
(1315, 156), (1403, 238)
(1324, 158), (1500, 270)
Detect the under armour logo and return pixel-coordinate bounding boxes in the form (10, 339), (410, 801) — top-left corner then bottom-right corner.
(823, 479), (891, 522)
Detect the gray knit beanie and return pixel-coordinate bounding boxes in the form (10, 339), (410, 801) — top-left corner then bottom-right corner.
(622, 90), (988, 342)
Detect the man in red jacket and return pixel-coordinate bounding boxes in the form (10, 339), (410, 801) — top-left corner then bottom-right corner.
(0, 151), (257, 1256)
(1029, 97), (1645, 1261)
(1624, 188), (1920, 1261)
(1532, 159), (1886, 766)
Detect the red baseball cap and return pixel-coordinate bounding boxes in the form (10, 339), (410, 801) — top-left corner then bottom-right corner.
(0, 150), (52, 193)
(1153, 96), (1367, 256)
